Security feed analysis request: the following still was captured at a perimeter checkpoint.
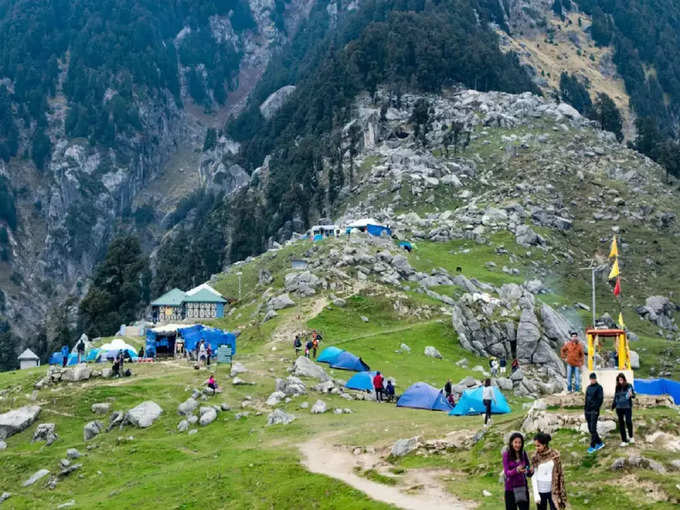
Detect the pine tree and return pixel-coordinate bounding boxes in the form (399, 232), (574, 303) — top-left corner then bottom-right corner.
(0, 320), (16, 372)
(593, 93), (623, 142)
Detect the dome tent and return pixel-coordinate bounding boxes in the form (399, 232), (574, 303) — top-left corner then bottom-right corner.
(396, 382), (452, 412)
(345, 371), (378, 391)
(449, 386), (511, 416)
(329, 351), (370, 372)
(317, 346), (345, 364)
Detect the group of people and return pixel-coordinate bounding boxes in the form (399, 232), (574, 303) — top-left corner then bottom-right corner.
(293, 330), (322, 358)
(195, 339), (212, 367)
(503, 432), (567, 510)
(111, 349), (132, 378)
(372, 371), (395, 402)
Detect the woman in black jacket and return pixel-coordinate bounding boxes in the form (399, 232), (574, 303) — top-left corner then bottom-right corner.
(612, 372), (635, 446)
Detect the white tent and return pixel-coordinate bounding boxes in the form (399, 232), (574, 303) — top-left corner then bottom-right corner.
(346, 218), (379, 228)
(186, 283), (223, 297)
(99, 338), (137, 352)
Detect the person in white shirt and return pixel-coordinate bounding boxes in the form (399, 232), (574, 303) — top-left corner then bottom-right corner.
(482, 378), (496, 426)
(531, 432), (567, 510)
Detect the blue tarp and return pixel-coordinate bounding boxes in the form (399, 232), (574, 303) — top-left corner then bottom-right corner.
(366, 224), (391, 237)
(66, 353), (80, 366)
(634, 378), (680, 405)
(397, 382), (453, 412)
(317, 346), (344, 364)
(178, 325), (237, 355)
(399, 241), (412, 250)
(329, 351), (370, 372)
(345, 371), (378, 391)
(48, 352), (62, 365)
(449, 386), (511, 416)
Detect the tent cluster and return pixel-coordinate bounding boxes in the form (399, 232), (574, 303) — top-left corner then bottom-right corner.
(316, 346), (369, 371)
(48, 339), (138, 365)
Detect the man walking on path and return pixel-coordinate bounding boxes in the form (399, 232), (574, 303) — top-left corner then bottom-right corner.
(373, 371), (384, 403)
(585, 372), (605, 453)
(560, 331), (584, 392)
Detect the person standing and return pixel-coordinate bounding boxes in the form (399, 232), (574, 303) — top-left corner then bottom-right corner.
(482, 378), (496, 426)
(294, 334), (302, 355)
(585, 372), (605, 453)
(444, 379), (452, 399)
(560, 331), (584, 393)
(305, 339), (313, 358)
(76, 338), (85, 363)
(491, 357), (499, 377)
(373, 371), (384, 403)
(61, 344), (69, 367)
(503, 432), (532, 510)
(198, 340), (207, 367)
(531, 433), (567, 510)
(612, 372), (635, 446)
(500, 357), (507, 375)
(206, 344), (212, 367)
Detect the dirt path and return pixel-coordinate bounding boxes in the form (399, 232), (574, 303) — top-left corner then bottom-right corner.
(299, 438), (474, 510)
(268, 297), (329, 346)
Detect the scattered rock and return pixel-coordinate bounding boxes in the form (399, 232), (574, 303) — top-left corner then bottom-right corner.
(0, 405), (41, 439)
(266, 409), (295, 426)
(266, 391), (286, 406)
(232, 377), (254, 386)
(0, 493), (10, 504)
(578, 420), (616, 437)
(199, 407), (217, 426)
(263, 309), (278, 322)
(645, 431), (680, 452)
(61, 365), (91, 382)
(0, 440), (6, 450)
(177, 420), (189, 432)
(268, 293), (296, 310)
(32, 423), (58, 445)
(360, 315), (369, 323)
(424, 346), (442, 359)
(59, 463), (82, 478)
(292, 356), (330, 381)
(22, 469), (50, 487)
(57, 500), (76, 508)
(178, 398), (199, 416)
(611, 455), (666, 474)
(66, 448), (81, 459)
(311, 400), (327, 414)
(390, 437), (420, 457)
(400, 343), (411, 353)
(91, 403), (111, 415)
(124, 401), (163, 428)
(230, 362), (248, 377)
(220, 403), (231, 411)
(83, 421), (103, 441)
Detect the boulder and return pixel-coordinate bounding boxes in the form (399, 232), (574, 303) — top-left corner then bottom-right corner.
(107, 411), (124, 431)
(391, 255), (415, 278)
(0, 440), (6, 450)
(32, 423), (58, 445)
(266, 391), (286, 406)
(177, 420), (189, 432)
(311, 400), (327, 414)
(645, 431), (680, 452)
(22, 469), (50, 487)
(268, 293), (296, 310)
(611, 455), (666, 474)
(494, 377), (514, 391)
(199, 407), (217, 426)
(0, 405), (41, 439)
(510, 369), (524, 382)
(481, 207), (508, 225)
(83, 421), (103, 441)
(61, 365), (91, 382)
(517, 308), (541, 358)
(292, 356), (330, 381)
(629, 350), (640, 369)
(515, 225), (544, 247)
(232, 377), (254, 386)
(178, 398), (199, 416)
(91, 403), (111, 415)
(276, 376), (307, 396)
(259, 85), (296, 119)
(540, 304), (573, 345)
(263, 309), (278, 322)
(285, 271), (322, 296)
(578, 419), (616, 437)
(125, 401), (163, 428)
(390, 437), (420, 457)
(266, 409), (295, 426)
(424, 346), (442, 359)
(220, 403), (231, 412)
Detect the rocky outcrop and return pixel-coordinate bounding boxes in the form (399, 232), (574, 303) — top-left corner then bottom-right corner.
(636, 296), (678, 331)
(124, 401), (163, 428)
(292, 356), (330, 381)
(267, 409), (295, 426)
(32, 423), (58, 445)
(259, 86), (297, 119)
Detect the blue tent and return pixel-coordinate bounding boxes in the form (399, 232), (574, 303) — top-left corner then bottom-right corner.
(345, 371), (378, 391)
(179, 325), (236, 354)
(330, 351), (370, 372)
(48, 352), (62, 365)
(634, 378), (680, 405)
(397, 382), (452, 412)
(66, 353), (80, 366)
(317, 346), (344, 364)
(85, 348), (102, 363)
(449, 386), (511, 416)
(366, 224), (391, 237)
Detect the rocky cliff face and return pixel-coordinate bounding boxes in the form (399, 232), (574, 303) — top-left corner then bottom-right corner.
(0, 0), (321, 342)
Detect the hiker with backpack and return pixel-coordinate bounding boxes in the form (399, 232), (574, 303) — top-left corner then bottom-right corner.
(305, 339), (313, 358)
(482, 378), (496, 426)
(503, 432), (532, 510)
(311, 330), (322, 358)
(76, 338), (86, 363)
(612, 372), (635, 446)
(531, 432), (567, 510)
(294, 334), (302, 355)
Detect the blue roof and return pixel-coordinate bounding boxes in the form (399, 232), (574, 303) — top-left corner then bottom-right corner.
(330, 351), (370, 372)
(397, 382), (452, 412)
(345, 371), (378, 391)
(317, 346), (344, 364)
(449, 386), (511, 416)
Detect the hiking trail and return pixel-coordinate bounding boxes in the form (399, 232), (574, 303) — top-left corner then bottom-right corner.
(299, 437), (475, 510)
